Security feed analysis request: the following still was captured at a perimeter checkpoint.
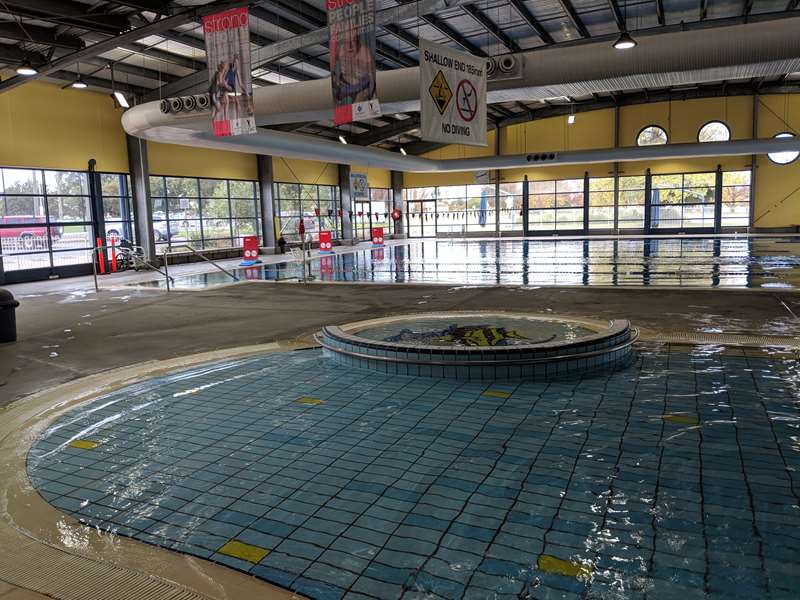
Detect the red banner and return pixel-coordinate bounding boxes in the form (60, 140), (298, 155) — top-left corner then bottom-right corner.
(203, 7), (256, 137)
(319, 230), (334, 254)
(328, 0), (381, 125)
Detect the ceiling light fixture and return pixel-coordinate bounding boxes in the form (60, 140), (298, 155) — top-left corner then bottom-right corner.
(613, 31), (637, 50)
(113, 91), (130, 108)
(71, 75), (87, 89)
(400, 147), (407, 156)
(338, 135), (347, 145)
(16, 60), (37, 76)
(567, 114), (576, 125)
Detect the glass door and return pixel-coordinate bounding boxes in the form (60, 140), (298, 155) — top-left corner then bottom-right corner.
(353, 200), (372, 241)
(406, 200), (436, 238)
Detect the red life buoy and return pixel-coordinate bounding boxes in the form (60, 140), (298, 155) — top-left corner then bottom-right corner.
(391, 208), (402, 221)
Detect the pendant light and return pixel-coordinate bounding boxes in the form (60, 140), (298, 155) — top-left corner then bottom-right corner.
(71, 62), (87, 89)
(16, 60), (37, 76)
(613, 0), (637, 50)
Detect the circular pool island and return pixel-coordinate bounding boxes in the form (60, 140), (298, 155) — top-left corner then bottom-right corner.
(317, 312), (637, 380)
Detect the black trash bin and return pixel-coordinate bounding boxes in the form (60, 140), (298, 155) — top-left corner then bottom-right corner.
(0, 288), (20, 343)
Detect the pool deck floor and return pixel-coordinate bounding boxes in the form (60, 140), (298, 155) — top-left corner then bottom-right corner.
(1, 269), (800, 599)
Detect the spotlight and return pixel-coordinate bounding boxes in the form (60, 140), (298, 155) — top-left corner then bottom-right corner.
(113, 91), (130, 108)
(613, 31), (637, 50)
(567, 114), (576, 125)
(16, 60), (37, 76)
(71, 76), (87, 89)
(400, 147), (407, 156)
(338, 135), (347, 145)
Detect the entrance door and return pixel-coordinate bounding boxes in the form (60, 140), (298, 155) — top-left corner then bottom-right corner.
(406, 200), (436, 238)
(353, 200), (372, 241)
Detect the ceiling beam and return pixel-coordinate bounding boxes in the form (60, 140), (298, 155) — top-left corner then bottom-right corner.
(607, 0), (626, 31)
(462, 4), (522, 53)
(656, 0), (666, 25)
(351, 115), (421, 146)
(508, 0), (554, 45)
(103, 0), (173, 11)
(419, 12), (486, 56)
(555, 0), (590, 38)
(47, 70), (147, 96)
(0, 22), (85, 50)
(0, 43), (46, 65)
(1, 0), (130, 36)
(82, 57), (180, 84)
(0, 0), (245, 94)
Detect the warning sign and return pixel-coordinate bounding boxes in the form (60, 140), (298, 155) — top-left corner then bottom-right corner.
(429, 71), (452, 115)
(419, 38), (486, 147)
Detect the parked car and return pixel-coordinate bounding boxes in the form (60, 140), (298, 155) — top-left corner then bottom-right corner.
(0, 216), (62, 249)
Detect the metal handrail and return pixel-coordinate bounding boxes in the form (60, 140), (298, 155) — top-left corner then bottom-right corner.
(162, 244), (238, 291)
(91, 244), (173, 292)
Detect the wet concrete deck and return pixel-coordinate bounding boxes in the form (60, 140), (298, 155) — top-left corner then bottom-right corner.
(2, 280), (798, 408)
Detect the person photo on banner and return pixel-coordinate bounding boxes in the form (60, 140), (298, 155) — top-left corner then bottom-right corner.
(332, 22), (376, 108)
(210, 62), (231, 122)
(226, 54), (244, 120)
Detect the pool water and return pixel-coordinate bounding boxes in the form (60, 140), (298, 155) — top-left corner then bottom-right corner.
(27, 344), (800, 599)
(356, 316), (596, 347)
(138, 237), (800, 290)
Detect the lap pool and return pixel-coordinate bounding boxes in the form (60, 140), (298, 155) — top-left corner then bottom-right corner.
(138, 237), (800, 290)
(27, 343), (800, 599)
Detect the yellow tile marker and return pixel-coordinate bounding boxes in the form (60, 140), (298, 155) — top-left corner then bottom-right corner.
(537, 554), (592, 580)
(296, 396), (324, 405)
(68, 439), (99, 450)
(482, 390), (512, 399)
(218, 540), (270, 564)
(661, 413), (700, 426)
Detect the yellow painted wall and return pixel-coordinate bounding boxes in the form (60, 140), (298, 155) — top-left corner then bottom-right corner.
(0, 81), (129, 172)
(753, 94), (800, 228)
(404, 94), (800, 229)
(272, 157), (338, 185)
(148, 141), (258, 180)
(352, 166), (391, 188)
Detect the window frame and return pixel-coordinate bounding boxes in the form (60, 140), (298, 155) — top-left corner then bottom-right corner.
(636, 125), (669, 147)
(697, 120), (731, 143)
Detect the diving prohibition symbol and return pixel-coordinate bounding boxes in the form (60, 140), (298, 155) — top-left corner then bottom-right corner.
(456, 79), (477, 123)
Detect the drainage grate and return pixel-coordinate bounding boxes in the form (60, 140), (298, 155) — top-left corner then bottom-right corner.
(0, 534), (213, 600)
(643, 331), (800, 348)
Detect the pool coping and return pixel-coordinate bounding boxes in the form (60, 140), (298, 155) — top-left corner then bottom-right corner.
(0, 341), (313, 600)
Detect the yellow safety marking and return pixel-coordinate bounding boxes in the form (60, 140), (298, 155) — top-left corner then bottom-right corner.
(428, 70), (452, 115)
(482, 390), (512, 399)
(661, 413), (700, 426)
(68, 439), (99, 450)
(296, 396), (324, 405)
(537, 554), (592, 580)
(218, 540), (270, 564)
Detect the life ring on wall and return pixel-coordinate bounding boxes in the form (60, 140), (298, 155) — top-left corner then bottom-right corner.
(391, 208), (402, 221)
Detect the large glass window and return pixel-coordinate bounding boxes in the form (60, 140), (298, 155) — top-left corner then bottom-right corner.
(698, 121), (730, 143)
(353, 188), (391, 241)
(721, 171), (751, 228)
(274, 182), (340, 243)
(149, 175), (260, 252)
(768, 132), (799, 165)
(100, 173), (134, 244)
(403, 185), (497, 236)
(0, 167), (92, 272)
(637, 125), (668, 146)
(618, 176), (645, 229)
(528, 179), (584, 231)
(652, 172), (715, 229)
(499, 182), (522, 231)
(589, 177), (615, 229)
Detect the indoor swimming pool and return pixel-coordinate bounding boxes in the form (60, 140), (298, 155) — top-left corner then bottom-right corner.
(138, 237), (800, 290)
(27, 344), (800, 600)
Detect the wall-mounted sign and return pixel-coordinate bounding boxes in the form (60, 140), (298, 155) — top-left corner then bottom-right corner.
(202, 7), (256, 137)
(419, 39), (486, 147)
(328, 0), (381, 125)
(350, 172), (369, 200)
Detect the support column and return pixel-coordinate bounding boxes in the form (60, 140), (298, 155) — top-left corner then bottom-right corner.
(522, 175), (529, 236)
(339, 164), (355, 244)
(494, 124), (501, 235)
(88, 159), (104, 249)
(257, 155), (277, 252)
(644, 168), (653, 233)
(582, 171), (590, 232)
(126, 134), (155, 261)
(612, 105), (620, 232)
(714, 164), (723, 233)
(750, 94), (758, 228)
(391, 170), (405, 237)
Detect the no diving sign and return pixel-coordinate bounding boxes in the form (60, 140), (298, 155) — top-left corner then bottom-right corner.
(420, 39), (486, 147)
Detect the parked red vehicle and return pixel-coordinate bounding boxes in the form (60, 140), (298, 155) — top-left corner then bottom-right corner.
(0, 216), (63, 249)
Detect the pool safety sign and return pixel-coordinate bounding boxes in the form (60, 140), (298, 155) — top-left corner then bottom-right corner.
(420, 39), (486, 147)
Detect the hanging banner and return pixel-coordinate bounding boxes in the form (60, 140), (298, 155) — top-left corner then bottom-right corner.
(350, 172), (369, 201)
(203, 7), (256, 137)
(419, 39), (486, 147)
(328, 0), (381, 125)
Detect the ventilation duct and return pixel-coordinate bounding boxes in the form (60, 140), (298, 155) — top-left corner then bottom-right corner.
(194, 93), (210, 110)
(159, 99), (171, 114)
(180, 95), (196, 111)
(168, 97), (182, 113)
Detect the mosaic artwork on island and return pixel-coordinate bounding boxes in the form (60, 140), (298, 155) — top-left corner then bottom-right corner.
(357, 317), (595, 348)
(27, 346), (799, 600)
